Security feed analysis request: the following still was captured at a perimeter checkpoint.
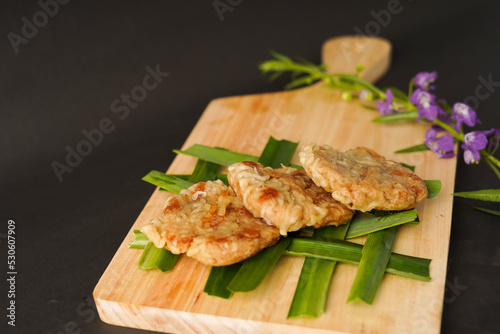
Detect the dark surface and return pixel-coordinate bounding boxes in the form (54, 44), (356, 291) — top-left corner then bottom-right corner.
(1, 1), (500, 333)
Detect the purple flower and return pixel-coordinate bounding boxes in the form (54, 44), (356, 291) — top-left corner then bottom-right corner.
(461, 131), (488, 164)
(490, 128), (500, 149)
(410, 89), (440, 121)
(452, 103), (477, 131)
(481, 128), (500, 150)
(425, 128), (455, 158)
(414, 71), (437, 91)
(376, 89), (395, 116)
(437, 108), (452, 124)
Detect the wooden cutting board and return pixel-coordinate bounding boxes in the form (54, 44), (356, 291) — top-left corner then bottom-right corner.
(93, 36), (457, 334)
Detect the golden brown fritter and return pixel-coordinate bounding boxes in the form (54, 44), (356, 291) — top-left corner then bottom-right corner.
(299, 144), (428, 212)
(227, 161), (354, 235)
(140, 180), (280, 266)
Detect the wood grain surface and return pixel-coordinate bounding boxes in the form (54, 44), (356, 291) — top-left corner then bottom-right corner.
(93, 36), (457, 334)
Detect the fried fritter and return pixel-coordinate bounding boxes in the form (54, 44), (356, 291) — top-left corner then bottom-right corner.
(140, 180), (280, 266)
(299, 144), (428, 212)
(227, 161), (354, 235)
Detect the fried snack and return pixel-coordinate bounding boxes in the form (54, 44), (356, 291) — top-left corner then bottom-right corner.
(299, 144), (428, 212)
(140, 180), (280, 266)
(227, 161), (354, 235)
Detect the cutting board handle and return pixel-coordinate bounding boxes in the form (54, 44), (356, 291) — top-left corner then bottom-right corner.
(321, 36), (391, 83)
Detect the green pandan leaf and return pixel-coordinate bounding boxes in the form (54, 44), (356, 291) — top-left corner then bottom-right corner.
(452, 189), (500, 202)
(400, 163), (415, 171)
(204, 263), (243, 299)
(258, 136), (298, 168)
(346, 226), (399, 304)
(142, 171), (193, 194)
(174, 145), (258, 166)
(425, 180), (442, 199)
(395, 143), (430, 154)
(138, 242), (179, 272)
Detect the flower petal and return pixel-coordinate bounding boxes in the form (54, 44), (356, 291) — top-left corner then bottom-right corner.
(452, 103), (477, 128)
(425, 128), (437, 141)
(464, 132), (488, 150)
(414, 71), (437, 91)
(463, 149), (474, 164)
(436, 134), (455, 151)
(419, 104), (438, 121)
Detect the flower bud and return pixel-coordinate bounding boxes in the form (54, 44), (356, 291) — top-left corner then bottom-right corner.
(359, 90), (373, 102)
(341, 91), (353, 101)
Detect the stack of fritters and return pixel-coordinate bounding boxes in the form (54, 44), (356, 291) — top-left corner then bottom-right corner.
(141, 144), (428, 266)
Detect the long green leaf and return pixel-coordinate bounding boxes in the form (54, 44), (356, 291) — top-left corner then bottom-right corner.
(174, 145), (258, 166)
(346, 210), (417, 239)
(144, 162), (225, 193)
(142, 171), (194, 194)
(400, 162), (415, 171)
(452, 189), (500, 202)
(473, 206), (500, 216)
(258, 136), (299, 168)
(366, 211), (420, 225)
(395, 143), (430, 154)
(187, 159), (220, 183)
(347, 226), (399, 304)
(128, 230), (149, 249)
(372, 111), (419, 123)
(203, 263), (244, 299)
(217, 173), (228, 185)
(288, 223), (350, 318)
(228, 238), (293, 292)
(388, 253), (431, 280)
(163, 174), (228, 184)
(285, 237), (431, 281)
(138, 242), (180, 272)
(425, 180), (442, 199)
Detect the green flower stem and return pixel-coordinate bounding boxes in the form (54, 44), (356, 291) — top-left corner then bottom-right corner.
(269, 61), (326, 80)
(482, 151), (500, 180)
(398, 102), (415, 111)
(261, 55), (385, 98)
(408, 79), (415, 97)
(486, 153), (500, 170)
(433, 119), (463, 142)
(317, 70), (384, 98)
(333, 74), (385, 98)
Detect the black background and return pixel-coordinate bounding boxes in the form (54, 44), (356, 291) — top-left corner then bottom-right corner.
(2, 1), (500, 333)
